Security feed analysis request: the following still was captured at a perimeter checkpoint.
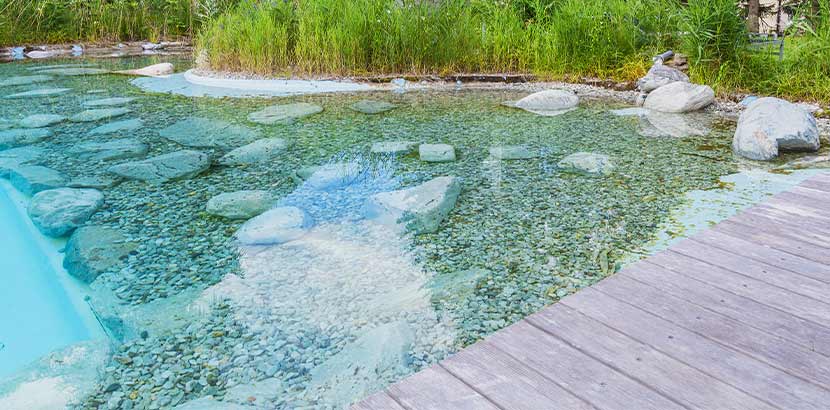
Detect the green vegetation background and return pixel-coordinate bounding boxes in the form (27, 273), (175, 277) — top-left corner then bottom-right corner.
(1, 0), (829, 102)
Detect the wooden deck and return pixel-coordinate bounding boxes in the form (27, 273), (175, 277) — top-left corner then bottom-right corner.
(355, 172), (830, 410)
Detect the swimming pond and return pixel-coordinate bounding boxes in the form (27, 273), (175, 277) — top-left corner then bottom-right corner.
(0, 56), (823, 409)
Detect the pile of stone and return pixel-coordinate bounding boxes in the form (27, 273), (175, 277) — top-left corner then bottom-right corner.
(635, 53), (714, 114)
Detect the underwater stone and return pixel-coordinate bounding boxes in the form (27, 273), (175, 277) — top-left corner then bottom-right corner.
(114, 62), (174, 77)
(247, 103), (323, 125)
(305, 163), (362, 190)
(733, 97), (819, 161)
(365, 176), (461, 234)
(4, 88), (71, 99)
(639, 111), (710, 138)
(87, 118), (144, 136)
(172, 397), (248, 410)
(514, 90), (579, 115)
(19, 114), (65, 128)
(427, 268), (489, 301)
(108, 150), (210, 184)
(69, 138), (149, 161)
(0, 75), (53, 87)
(236, 206), (313, 245)
(218, 138), (288, 165)
(66, 176), (121, 189)
(37, 67), (110, 76)
(610, 107), (650, 117)
(350, 99), (397, 114)
(558, 152), (615, 176)
(419, 144), (456, 162)
(159, 117), (260, 148)
(371, 141), (417, 155)
(206, 190), (277, 220)
(28, 188), (104, 237)
(69, 108), (131, 122)
(8, 165), (67, 195)
(644, 82), (714, 113)
(0, 128), (52, 149)
(82, 97), (135, 107)
(64, 225), (137, 283)
(222, 378), (284, 405)
(489, 145), (537, 160)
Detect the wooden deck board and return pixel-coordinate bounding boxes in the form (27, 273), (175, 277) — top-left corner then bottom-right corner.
(354, 174), (830, 410)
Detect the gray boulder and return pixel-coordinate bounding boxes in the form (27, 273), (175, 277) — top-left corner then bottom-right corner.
(108, 150), (210, 184)
(371, 141), (417, 155)
(489, 145), (537, 160)
(69, 138), (149, 161)
(0, 75), (52, 87)
(206, 190), (277, 220)
(248, 103), (323, 124)
(82, 97), (135, 107)
(9, 165), (67, 195)
(0, 128), (52, 149)
(28, 188), (104, 237)
(643, 82), (714, 113)
(219, 138), (288, 165)
(514, 90), (579, 115)
(236, 206), (313, 245)
(19, 114), (65, 128)
(159, 117), (260, 148)
(558, 152), (615, 176)
(5, 88), (71, 99)
(63, 226), (136, 283)
(364, 176), (461, 234)
(351, 100), (397, 114)
(733, 97), (820, 161)
(87, 118), (144, 136)
(419, 144), (456, 162)
(69, 108), (131, 123)
(305, 163), (362, 190)
(637, 64), (689, 93)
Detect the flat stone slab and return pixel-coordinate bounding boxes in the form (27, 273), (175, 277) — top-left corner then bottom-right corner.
(351, 100), (397, 114)
(0, 128), (52, 149)
(206, 190), (277, 220)
(371, 141), (417, 155)
(419, 144), (456, 162)
(558, 152), (615, 176)
(489, 145), (537, 160)
(69, 138), (149, 161)
(236, 206), (313, 245)
(82, 97), (135, 107)
(69, 108), (131, 122)
(64, 225), (136, 283)
(66, 176), (121, 189)
(0, 75), (53, 87)
(28, 188), (104, 237)
(218, 138), (288, 165)
(9, 165), (67, 195)
(37, 67), (110, 76)
(248, 103), (323, 125)
(19, 114), (65, 128)
(5, 88), (71, 99)
(364, 176), (462, 234)
(159, 117), (261, 148)
(108, 150), (210, 184)
(0, 146), (44, 177)
(87, 118), (144, 136)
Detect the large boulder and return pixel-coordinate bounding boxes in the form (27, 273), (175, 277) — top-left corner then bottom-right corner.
(637, 64), (689, 93)
(371, 141), (417, 155)
(351, 100), (397, 114)
(19, 114), (65, 128)
(0, 128), (52, 149)
(69, 138), (149, 161)
(236, 206), (313, 245)
(248, 103), (323, 125)
(206, 190), (277, 220)
(732, 97), (820, 161)
(63, 225), (136, 283)
(558, 152), (615, 176)
(108, 150), (210, 184)
(643, 82), (714, 113)
(87, 118), (144, 136)
(364, 176), (461, 234)
(218, 138), (288, 165)
(419, 144), (456, 162)
(514, 90), (579, 115)
(159, 117), (260, 148)
(69, 108), (131, 123)
(489, 145), (537, 160)
(8, 165), (67, 195)
(28, 188), (104, 237)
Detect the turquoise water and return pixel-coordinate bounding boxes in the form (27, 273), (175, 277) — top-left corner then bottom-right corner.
(0, 186), (95, 378)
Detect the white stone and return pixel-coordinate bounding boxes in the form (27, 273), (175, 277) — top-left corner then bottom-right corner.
(371, 141), (417, 155)
(733, 97), (820, 161)
(643, 82), (714, 113)
(206, 190), (277, 220)
(514, 90), (579, 115)
(114, 62), (174, 77)
(28, 188), (104, 237)
(364, 176), (461, 234)
(236, 206), (313, 245)
(19, 114), (65, 128)
(305, 163), (362, 190)
(558, 152), (615, 175)
(219, 138), (288, 165)
(637, 64), (689, 92)
(247, 103), (323, 125)
(419, 144), (455, 162)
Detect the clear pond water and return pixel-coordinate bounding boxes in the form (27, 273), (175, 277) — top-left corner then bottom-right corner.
(0, 56), (819, 409)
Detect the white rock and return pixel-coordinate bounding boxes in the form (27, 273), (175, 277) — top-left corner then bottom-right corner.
(219, 138), (288, 165)
(19, 114), (65, 128)
(514, 90), (579, 115)
(364, 176), (461, 234)
(637, 64), (689, 92)
(236, 206), (313, 245)
(733, 97), (820, 161)
(28, 188), (104, 237)
(206, 190), (277, 220)
(643, 82), (714, 113)
(371, 141), (417, 155)
(305, 163), (362, 190)
(114, 62), (174, 77)
(419, 144), (456, 162)
(247, 103), (323, 124)
(558, 152), (615, 175)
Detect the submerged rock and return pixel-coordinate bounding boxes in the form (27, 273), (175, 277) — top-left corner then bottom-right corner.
(108, 150), (210, 184)
(69, 138), (149, 161)
(733, 97), (819, 161)
(206, 190), (277, 220)
(82, 97), (135, 107)
(8, 165), (67, 195)
(558, 152), (615, 175)
(636, 64), (689, 93)
(350, 99), (397, 114)
(0, 128), (52, 149)
(779, 154), (830, 170)
(248, 103), (323, 125)
(28, 188), (104, 237)
(222, 378), (284, 405)
(371, 141), (417, 155)
(173, 397), (248, 410)
(365, 176), (461, 234)
(305, 162), (361, 190)
(0, 146), (44, 177)
(643, 82), (714, 113)
(419, 144), (456, 162)
(4, 88), (70, 99)
(19, 114), (65, 128)
(37, 67), (109, 76)
(236, 206), (313, 245)
(610, 107), (650, 117)
(514, 90), (579, 115)
(489, 145), (537, 160)
(639, 111), (710, 138)
(427, 267), (489, 301)
(69, 107), (131, 123)
(159, 117), (260, 148)
(218, 138), (288, 165)
(0, 75), (52, 87)
(87, 118), (144, 136)
(66, 176), (121, 189)
(114, 62), (174, 77)
(64, 225), (136, 283)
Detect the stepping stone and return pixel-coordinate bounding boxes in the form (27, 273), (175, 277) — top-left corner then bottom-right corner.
(0, 146), (44, 177)
(66, 176), (121, 189)
(87, 118), (144, 136)
(419, 144), (456, 162)
(489, 145), (537, 160)
(305, 163), (361, 190)
(69, 139), (149, 161)
(82, 97), (135, 107)
(514, 90), (579, 116)
(236, 206), (313, 245)
(5, 88), (71, 99)
(159, 117), (260, 148)
(0, 75), (52, 87)
(70, 108), (131, 123)
(0, 119), (14, 130)
(371, 141), (417, 155)
(0, 128), (52, 149)
(8, 165), (67, 195)
(19, 114), (65, 128)
(37, 67), (110, 76)
(558, 152), (615, 176)
(206, 190), (278, 220)
(28, 188), (104, 237)
(364, 176), (461, 234)
(248, 103), (323, 125)
(219, 138), (288, 165)
(350, 100), (397, 114)
(108, 150), (210, 184)
(64, 225), (137, 283)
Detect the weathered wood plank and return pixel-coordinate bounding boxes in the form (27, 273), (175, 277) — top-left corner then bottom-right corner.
(728, 209), (830, 247)
(352, 392), (406, 410)
(596, 273), (830, 388)
(624, 260), (830, 357)
(486, 321), (686, 410)
(768, 191), (829, 214)
(563, 287), (830, 410)
(711, 220), (830, 264)
(749, 205), (830, 229)
(800, 176), (830, 193)
(386, 366), (500, 410)
(527, 304), (778, 410)
(440, 342), (596, 410)
(759, 199), (830, 224)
